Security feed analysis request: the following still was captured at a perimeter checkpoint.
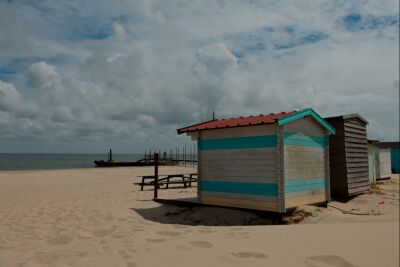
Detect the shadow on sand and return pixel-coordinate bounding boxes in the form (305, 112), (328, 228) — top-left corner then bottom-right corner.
(131, 200), (284, 226)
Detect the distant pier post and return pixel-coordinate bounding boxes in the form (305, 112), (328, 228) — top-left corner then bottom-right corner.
(153, 153), (159, 200)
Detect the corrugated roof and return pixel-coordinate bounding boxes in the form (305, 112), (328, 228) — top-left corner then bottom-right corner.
(177, 111), (296, 134)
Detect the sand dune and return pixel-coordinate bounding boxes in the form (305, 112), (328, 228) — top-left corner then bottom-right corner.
(0, 167), (398, 267)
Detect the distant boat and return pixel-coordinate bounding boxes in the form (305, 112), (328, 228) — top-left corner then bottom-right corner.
(94, 149), (177, 167)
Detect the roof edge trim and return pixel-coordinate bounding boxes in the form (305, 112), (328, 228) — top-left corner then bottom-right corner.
(177, 119), (218, 135)
(277, 108), (336, 135)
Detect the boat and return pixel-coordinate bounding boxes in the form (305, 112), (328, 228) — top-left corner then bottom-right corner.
(94, 149), (176, 167)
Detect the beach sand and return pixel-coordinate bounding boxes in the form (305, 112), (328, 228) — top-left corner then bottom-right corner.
(0, 167), (398, 267)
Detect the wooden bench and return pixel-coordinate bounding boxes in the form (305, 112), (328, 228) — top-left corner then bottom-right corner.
(135, 173), (197, 190)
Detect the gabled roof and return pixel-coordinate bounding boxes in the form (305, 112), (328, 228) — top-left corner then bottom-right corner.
(324, 113), (369, 124)
(177, 108), (336, 135)
(177, 111), (294, 134)
(378, 142), (400, 149)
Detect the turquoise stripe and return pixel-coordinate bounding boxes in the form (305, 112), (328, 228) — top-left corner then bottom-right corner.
(277, 108), (336, 135)
(199, 135), (277, 150)
(285, 178), (325, 193)
(201, 180), (278, 196)
(284, 132), (328, 148)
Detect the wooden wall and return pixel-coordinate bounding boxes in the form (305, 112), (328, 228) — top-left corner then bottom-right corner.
(283, 116), (329, 209)
(378, 148), (392, 179)
(325, 116), (369, 197)
(191, 116), (334, 212)
(368, 143), (379, 184)
(197, 124), (280, 212)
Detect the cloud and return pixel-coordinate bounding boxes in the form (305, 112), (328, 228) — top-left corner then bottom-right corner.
(0, 80), (37, 116)
(194, 43), (237, 75)
(0, 0), (398, 153)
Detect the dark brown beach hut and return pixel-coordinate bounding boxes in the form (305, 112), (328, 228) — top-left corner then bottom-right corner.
(324, 114), (369, 197)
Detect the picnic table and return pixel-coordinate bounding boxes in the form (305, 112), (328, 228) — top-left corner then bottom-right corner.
(135, 173), (197, 191)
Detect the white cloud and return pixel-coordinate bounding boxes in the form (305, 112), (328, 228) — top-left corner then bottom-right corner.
(0, 0), (398, 152)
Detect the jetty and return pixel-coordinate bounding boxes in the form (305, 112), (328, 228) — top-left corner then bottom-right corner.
(94, 149), (197, 167)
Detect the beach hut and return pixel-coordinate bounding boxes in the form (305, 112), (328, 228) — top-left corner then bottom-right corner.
(378, 142), (399, 174)
(324, 114), (369, 197)
(177, 108), (336, 213)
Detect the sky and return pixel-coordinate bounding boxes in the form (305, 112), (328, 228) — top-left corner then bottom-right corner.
(0, 0), (399, 154)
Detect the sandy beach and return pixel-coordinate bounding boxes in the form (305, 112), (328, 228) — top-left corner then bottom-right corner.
(0, 167), (398, 267)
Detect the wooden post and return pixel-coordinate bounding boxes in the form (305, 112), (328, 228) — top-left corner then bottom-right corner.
(153, 153), (159, 200)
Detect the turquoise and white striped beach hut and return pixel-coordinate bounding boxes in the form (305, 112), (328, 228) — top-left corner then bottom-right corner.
(177, 108), (336, 213)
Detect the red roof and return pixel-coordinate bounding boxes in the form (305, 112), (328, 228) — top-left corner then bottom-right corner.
(177, 111), (296, 134)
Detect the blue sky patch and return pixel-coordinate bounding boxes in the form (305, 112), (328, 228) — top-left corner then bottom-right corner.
(274, 31), (328, 50)
(341, 13), (399, 31)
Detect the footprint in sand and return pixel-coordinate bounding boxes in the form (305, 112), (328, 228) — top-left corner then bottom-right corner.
(146, 238), (166, 243)
(92, 227), (116, 237)
(76, 230), (93, 239)
(231, 252), (267, 259)
(102, 245), (111, 252)
(47, 235), (73, 245)
(305, 255), (357, 267)
(198, 227), (213, 234)
(32, 254), (59, 264)
(190, 241), (213, 248)
(156, 231), (182, 237)
(123, 254), (133, 260)
(173, 225), (188, 229)
(118, 250), (127, 255)
(131, 227), (144, 232)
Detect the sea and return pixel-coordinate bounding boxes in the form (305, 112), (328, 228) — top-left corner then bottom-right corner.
(0, 153), (144, 171)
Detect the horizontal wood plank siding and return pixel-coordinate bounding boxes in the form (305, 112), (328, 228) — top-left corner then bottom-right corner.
(198, 125), (279, 212)
(285, 178), (325, 193)
(201, 124), (276, 140)
(285, 194), (326, 208)
(284, 116), (327, 137)
(283, 118), (328, 207)
(325, 116), (370, 197)
(200, 180), (278, 196)
(285, 188), (325, 199)
(284, 146), (326, 180)
(344, 132), (367, 139)
(201, 196), (279, 212)
(344, 121), (366, 131)
(201, 191), (278, 202)
(343, 126), (366, 135)
(199, 135), (277, 150)
(347, 171), (369, 178)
